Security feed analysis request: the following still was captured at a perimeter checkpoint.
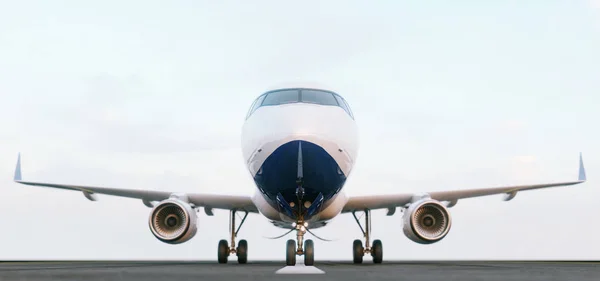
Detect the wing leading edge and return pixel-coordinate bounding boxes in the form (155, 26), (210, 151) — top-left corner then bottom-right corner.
(13, 154), (258, 213)
(343, 153), (587, 213)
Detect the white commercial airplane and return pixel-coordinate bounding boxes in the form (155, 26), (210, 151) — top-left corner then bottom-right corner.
(13, 84), (587, 266)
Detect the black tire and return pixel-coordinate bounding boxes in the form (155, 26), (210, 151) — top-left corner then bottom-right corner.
(372, 239), (383, 264)
(218, 239), (229, 264)
(304, 239), (314, 266)
(353, 239), (364, 264)
(286, 239), (296, 266)
(237, 239), (248, 264)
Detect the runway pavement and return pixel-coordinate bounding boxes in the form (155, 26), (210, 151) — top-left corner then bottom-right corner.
(0, 261), (598, 281)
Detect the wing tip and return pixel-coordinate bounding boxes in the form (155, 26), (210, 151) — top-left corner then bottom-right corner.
(578, 152), (586, 182)
(14, 153), (22, 182)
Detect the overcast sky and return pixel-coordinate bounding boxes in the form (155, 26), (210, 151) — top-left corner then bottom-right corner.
(0, 0), (599, 260)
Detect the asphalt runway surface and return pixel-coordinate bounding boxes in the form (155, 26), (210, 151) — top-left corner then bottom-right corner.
(0, 260), (598, 281)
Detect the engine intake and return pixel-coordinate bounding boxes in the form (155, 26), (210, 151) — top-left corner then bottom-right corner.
(402, 199), (451, 244)
(148, 199), (198, 244)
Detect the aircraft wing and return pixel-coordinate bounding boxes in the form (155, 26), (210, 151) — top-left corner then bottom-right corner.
(342, 154), (587, 213)
(13, 155), (258, 213)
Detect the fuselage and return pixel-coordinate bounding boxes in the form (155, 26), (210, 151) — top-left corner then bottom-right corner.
(241, 87), (359, 228)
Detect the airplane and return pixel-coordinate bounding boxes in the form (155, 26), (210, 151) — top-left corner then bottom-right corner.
(13, 84), (587, 266)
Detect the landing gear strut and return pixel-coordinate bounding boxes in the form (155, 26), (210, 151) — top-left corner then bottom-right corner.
(352, 209), (383, 264)
(283, 141), (316, 266)
(217, 210), (249, 264)
(285, 220), (315, 266)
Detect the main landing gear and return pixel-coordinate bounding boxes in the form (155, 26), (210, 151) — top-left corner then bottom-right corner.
(285, 220), (315, 266)
(352, 209), (383, 264)
(217, 210), (249, 264)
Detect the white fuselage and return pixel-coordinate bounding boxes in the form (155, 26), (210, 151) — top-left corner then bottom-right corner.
(241, 95), (359, 228)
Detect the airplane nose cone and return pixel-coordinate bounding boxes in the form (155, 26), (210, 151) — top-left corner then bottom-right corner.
(242, 103), (358, 176)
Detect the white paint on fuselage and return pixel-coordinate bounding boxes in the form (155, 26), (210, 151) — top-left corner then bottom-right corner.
(241, 90), (359, 228)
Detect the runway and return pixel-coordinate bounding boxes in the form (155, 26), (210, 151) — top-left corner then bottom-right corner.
(0, 261), (598, 281)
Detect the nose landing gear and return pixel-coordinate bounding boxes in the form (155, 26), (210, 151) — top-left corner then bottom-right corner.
(283, 141), (317, 266)
(285, 220), (315, 266)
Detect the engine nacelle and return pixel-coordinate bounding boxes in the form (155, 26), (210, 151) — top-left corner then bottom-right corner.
(402, 199), (452, 244)
(148, 199), (198, 244)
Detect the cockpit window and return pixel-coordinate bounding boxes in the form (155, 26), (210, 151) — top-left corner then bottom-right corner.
(246, 94), (266, 118)
(334, 94), (354, 118)
(261, 89), (299, 106)
(246, 88), (354, 120)
(301, 90), (339, 106)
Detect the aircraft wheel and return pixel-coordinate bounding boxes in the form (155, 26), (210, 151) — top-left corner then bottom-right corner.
(304, 239), (314, 266)
(286, 239), (296, 266)
(218, 239), (229, 264)
(237, 239), (248, 264)
(372, 239), (383, 264)
(353, 239), (364, 264)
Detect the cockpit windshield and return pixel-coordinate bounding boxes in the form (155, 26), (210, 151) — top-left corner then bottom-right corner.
(246, 88), (354, 119)
(300, 89), (339, 106)
(261, 89), (299, 106)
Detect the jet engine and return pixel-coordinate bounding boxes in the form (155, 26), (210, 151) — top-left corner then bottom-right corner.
(402, 199), (452, 244)
(148, 199), (198, 244)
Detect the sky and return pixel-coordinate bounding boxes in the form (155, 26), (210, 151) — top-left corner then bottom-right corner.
(0, 0), (599, 260)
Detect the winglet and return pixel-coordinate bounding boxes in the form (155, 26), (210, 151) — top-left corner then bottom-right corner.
(14, 153), (22, 182)
(578, 152), (586, 182)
